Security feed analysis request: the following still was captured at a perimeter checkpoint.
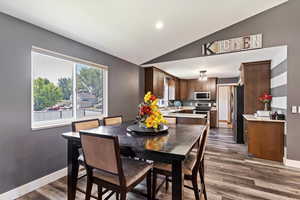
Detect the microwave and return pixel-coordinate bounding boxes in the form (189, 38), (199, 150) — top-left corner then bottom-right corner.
(194, 92), (210, 100)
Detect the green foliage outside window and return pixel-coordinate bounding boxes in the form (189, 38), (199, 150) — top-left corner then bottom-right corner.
(33, 78), (63, 111)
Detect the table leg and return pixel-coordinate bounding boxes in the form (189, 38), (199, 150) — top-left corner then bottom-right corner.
(171, 160), (183, 200)
(67, 140), (80, 200)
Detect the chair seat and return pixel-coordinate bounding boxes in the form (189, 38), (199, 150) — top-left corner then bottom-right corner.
(154, 152), (197, 175)
(93, 158), (152, 187)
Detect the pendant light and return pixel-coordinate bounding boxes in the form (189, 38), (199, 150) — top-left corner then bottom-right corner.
(198, 70), (208, 81)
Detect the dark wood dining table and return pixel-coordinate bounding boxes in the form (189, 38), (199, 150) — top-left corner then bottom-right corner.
(62, 121), (207, 200)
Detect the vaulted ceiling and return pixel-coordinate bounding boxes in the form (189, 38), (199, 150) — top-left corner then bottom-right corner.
(0, 0), (287, 64)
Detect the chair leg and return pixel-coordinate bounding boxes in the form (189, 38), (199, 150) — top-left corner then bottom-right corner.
(152, 170), (157, 199)
(120, 192), (127, 200)
(97, 185), (102, 200)
(146, 172), (152, 200)
(85, 176), (93, 200)
(191, 173), (200, 200)
(199, 161), (208, 200)
(165, 176), (169, 191)
(116, 192), (119, 200)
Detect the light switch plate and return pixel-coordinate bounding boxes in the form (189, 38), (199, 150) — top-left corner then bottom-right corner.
(292, 106), (297, 113)
(298, 106), (300, 113)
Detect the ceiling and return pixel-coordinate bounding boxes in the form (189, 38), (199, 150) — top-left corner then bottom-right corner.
(0, 0), (287, 64)
(144, 46), (287, 79)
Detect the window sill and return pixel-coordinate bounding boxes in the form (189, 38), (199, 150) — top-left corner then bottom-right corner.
(32, 116), (106, 131)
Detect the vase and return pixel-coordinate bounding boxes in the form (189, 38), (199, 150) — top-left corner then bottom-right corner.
(264, 103), (269, 111)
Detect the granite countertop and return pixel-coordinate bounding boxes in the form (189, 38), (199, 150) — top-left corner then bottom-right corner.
(243, 114), (286, 123)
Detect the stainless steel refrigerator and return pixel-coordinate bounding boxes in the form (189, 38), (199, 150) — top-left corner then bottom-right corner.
(233, 85), (244, 144)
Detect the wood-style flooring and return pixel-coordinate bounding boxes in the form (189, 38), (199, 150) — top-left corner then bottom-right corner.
(18, 128), (300, 200)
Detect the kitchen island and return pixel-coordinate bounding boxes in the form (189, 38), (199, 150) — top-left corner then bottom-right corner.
(161, 107), (208, 125)
(243, 114), (285, 162)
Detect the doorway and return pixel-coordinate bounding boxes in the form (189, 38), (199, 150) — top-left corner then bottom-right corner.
(217, 84), (235, 128)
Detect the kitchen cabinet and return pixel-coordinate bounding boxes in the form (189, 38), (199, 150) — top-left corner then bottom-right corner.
(145, 67), (164, 98)
(244, 115), (284, 162)
(144, 67), (180, 99)
(210, 110), (217, 128)
(186, 78), (217, 100)
(179, 79), (188, 101)
(240, 61), (271, 114)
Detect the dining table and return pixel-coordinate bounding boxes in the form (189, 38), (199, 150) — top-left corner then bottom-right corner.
(62, 121), (207, 200)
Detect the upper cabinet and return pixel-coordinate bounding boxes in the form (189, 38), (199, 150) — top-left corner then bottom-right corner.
(178, 79), (188, 100)
(144, 67), (217, 101)
(240, 60), (271, 114)
(144, 67), (179, 99)
(145, 67), (164, 98)
(186, 78), (217, 100)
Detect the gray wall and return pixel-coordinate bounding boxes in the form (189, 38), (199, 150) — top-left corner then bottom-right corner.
(145, 1), (300, 161)
(0, 12), (142, 194)
(271, 59), (287, 114)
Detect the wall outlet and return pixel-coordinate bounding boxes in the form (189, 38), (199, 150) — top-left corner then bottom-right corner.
(292, 106), (297, 113)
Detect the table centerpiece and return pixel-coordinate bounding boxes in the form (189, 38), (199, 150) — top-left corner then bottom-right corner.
(127, 92), (168, 135)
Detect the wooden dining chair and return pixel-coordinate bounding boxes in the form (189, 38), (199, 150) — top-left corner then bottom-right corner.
(103, 116), (123, 126)
(71, 119), (101, 197)
(72, 118), (101, 132)
(80, 132), (153, 200)
(152, 127), (209, 200)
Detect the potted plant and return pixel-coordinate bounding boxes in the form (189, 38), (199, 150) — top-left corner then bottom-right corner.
(258, 93), (272, 111)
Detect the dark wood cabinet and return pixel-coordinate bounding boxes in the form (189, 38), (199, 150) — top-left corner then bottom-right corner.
(210, 110), (217, 128)
(145, 67), (164, 98)
(240, 61), (271, 114)
(145, 67), (180, 99)
(178, 79), (188, 100)
(245, 119), (284, 162)
(208, 78), (217, 100)
(185, 78), (217, 100)
(145, 67), (217, 101)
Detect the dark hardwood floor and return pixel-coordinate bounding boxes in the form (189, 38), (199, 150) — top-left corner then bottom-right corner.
(18, 128), (300, 200)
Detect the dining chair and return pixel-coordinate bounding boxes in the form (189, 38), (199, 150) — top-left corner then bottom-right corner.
(103, 115), (136, 158)
(152, 127), (209, 200)
(80, 132), (153, 200)
(71, 119), (101, 197)
(164, 117), (177, 125)
(103, 116), (123, 126)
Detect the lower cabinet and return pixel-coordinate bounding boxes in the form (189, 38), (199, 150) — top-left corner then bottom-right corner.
(210, 110), (217, 128)
(246, 121), (284, 162)
(176, 117), (207, 125)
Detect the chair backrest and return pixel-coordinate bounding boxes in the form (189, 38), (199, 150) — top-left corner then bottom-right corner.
(103, 116), (123, 126)
(164, 117), (177, 125)
(193, 126), (209, 172)
(72, 119), (100, 132)
(80, 132), (125, 184)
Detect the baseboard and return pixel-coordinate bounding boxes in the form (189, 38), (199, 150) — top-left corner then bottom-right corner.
(284, 158), (300, 169)
(0, 167), (67, 200)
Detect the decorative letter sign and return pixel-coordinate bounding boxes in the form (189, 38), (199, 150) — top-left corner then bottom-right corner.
(202, 34), (262, 56)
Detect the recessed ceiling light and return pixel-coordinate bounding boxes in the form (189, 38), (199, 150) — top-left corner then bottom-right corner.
(155, 21), (164, 30)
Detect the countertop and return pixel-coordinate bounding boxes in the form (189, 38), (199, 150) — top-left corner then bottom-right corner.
(163, 113), (207, 119)
(161, 106), (207, 119)
(243, 114), (286, 123)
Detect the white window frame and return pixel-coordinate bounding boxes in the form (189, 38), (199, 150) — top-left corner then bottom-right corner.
(31, 47), (108, 130)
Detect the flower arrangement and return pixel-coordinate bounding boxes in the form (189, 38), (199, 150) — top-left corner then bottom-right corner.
(258, 93), (272, 111)
(137, 92), (167, 129)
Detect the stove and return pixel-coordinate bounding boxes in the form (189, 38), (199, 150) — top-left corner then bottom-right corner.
(194, 102), (212, 111)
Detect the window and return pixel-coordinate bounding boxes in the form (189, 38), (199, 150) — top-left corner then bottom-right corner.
(31, 48), (107, 129)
